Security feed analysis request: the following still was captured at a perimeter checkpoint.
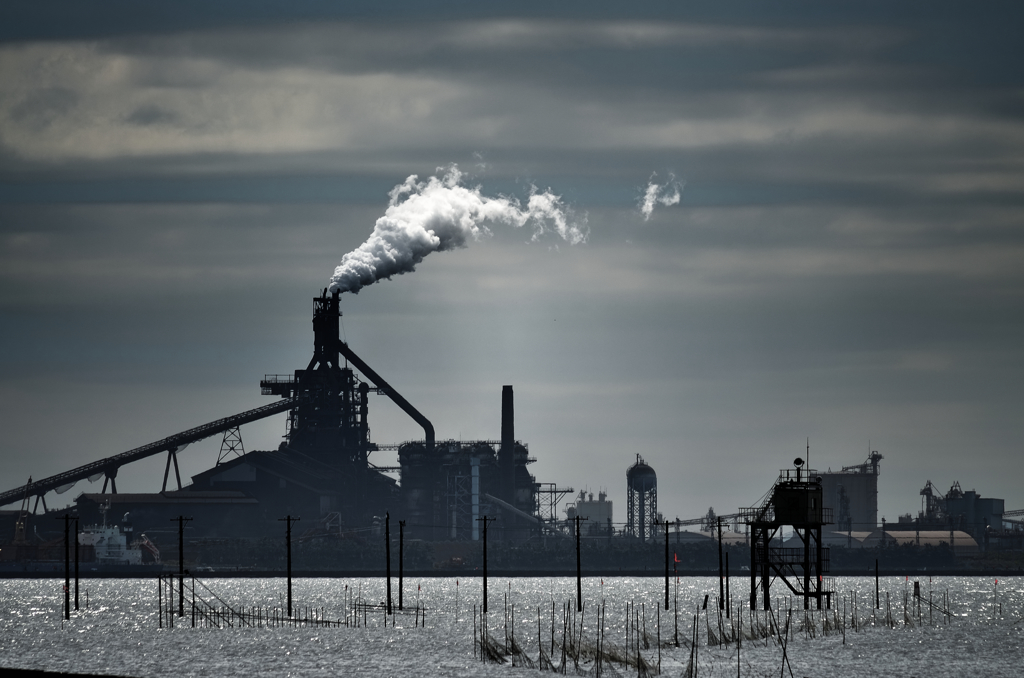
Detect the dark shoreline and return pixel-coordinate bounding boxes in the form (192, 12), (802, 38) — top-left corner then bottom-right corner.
(0, 670), (132, 678)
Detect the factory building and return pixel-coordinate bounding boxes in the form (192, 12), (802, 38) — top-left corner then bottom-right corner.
(398, 385), (537, 541)
(944, 484), (1004, 539)
(2, 290), (541, 543)
(398, 437), (537, 542)
(914, 480), (1004, 545)
(819, 452), (882, 531)
(565, 491), (613, 536)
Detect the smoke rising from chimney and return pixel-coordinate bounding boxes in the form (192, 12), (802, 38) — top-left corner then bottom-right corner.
(329, 165), (588, 294)
(639, 172), (683, 221)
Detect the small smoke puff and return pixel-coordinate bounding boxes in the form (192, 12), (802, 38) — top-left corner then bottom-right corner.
(525, 189), (588, 245)
(329, 165), (588, 294)
(639, 172), (684, 221)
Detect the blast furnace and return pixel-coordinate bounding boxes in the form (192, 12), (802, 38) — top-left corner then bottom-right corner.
(2, 290), (542, 544)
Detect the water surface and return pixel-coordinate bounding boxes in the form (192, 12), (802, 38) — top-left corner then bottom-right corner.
(1, 575), (1019, 677)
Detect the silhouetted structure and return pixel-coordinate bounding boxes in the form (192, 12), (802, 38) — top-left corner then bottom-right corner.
(910, 479), (1004, 548)
(565, 491), (613, 536)
(2, 290), (541, 543)
(626, 455), (657, 542)
(742, 458), (834, 610)
(819, 451), (882, 532)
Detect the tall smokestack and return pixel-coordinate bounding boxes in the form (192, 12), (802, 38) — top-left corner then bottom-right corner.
(308, 289), (341, 371)
(500, 385), (515, 507)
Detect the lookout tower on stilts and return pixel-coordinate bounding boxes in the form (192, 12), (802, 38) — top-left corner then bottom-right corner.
(742, 457), (834, 611)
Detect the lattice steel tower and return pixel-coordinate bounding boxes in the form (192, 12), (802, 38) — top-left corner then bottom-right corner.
(627, 455), (657, 542)
(742, 457), (834, 611)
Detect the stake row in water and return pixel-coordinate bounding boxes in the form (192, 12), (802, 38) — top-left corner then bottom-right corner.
(154, 574), (426, 629)
(471, 582), (965, 677)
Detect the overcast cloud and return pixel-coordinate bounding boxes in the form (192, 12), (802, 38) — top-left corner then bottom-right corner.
(1, 2), (1022, 526)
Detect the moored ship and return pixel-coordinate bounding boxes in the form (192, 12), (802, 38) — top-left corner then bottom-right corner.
(0, 504), (160, 575)
(76, 507), (161, 573)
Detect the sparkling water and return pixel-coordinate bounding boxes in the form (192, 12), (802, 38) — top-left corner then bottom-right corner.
(1, 576), (1020, 677)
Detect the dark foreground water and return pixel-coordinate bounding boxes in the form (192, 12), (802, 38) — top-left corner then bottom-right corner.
(1, 575), (1021, 677)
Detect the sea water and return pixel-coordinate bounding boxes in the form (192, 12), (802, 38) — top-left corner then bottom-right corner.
(1, 575), (1021, 677)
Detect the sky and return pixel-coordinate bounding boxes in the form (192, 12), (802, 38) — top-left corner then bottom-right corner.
(1, 2), (1022, 528)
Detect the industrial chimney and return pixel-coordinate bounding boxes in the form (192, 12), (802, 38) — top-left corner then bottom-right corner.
(500, 385), (515, 505)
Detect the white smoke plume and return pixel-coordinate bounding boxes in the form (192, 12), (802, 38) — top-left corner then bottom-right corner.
(329, 165), (588, 294)
(639, 172), (684, 220)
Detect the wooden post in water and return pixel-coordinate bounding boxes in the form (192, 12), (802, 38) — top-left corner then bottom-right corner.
(171, 515), (192, 617)
(725, 552), (730, 619)
(842, 596), (846, 645)
(718, 517), (724, 611)
(477, 515), (494, 613)
(657, 603), (661, 673)
(537, 606), (542, 668)
(914, 580), (921, 619)
(511, 603), (515, 667)
(575, 514), (586, 612)
(551, 601), (555, 658)
(398, 520), (405, 610)
(736, 603), (741, 678)
(674, 579), (679, 646)
(278, 515), (299, 617)
(74, 517), (79, 611)
(692, 613), (699, 676)
(62, 513), (70, 621)
(385, 512), (392, 616)
(875, 559), (880, 609)
(664, 519), (670, 611)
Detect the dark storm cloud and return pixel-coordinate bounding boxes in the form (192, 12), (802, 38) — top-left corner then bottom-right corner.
(0, 2), (1022, 521)
(2, 10), (1019, 211)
